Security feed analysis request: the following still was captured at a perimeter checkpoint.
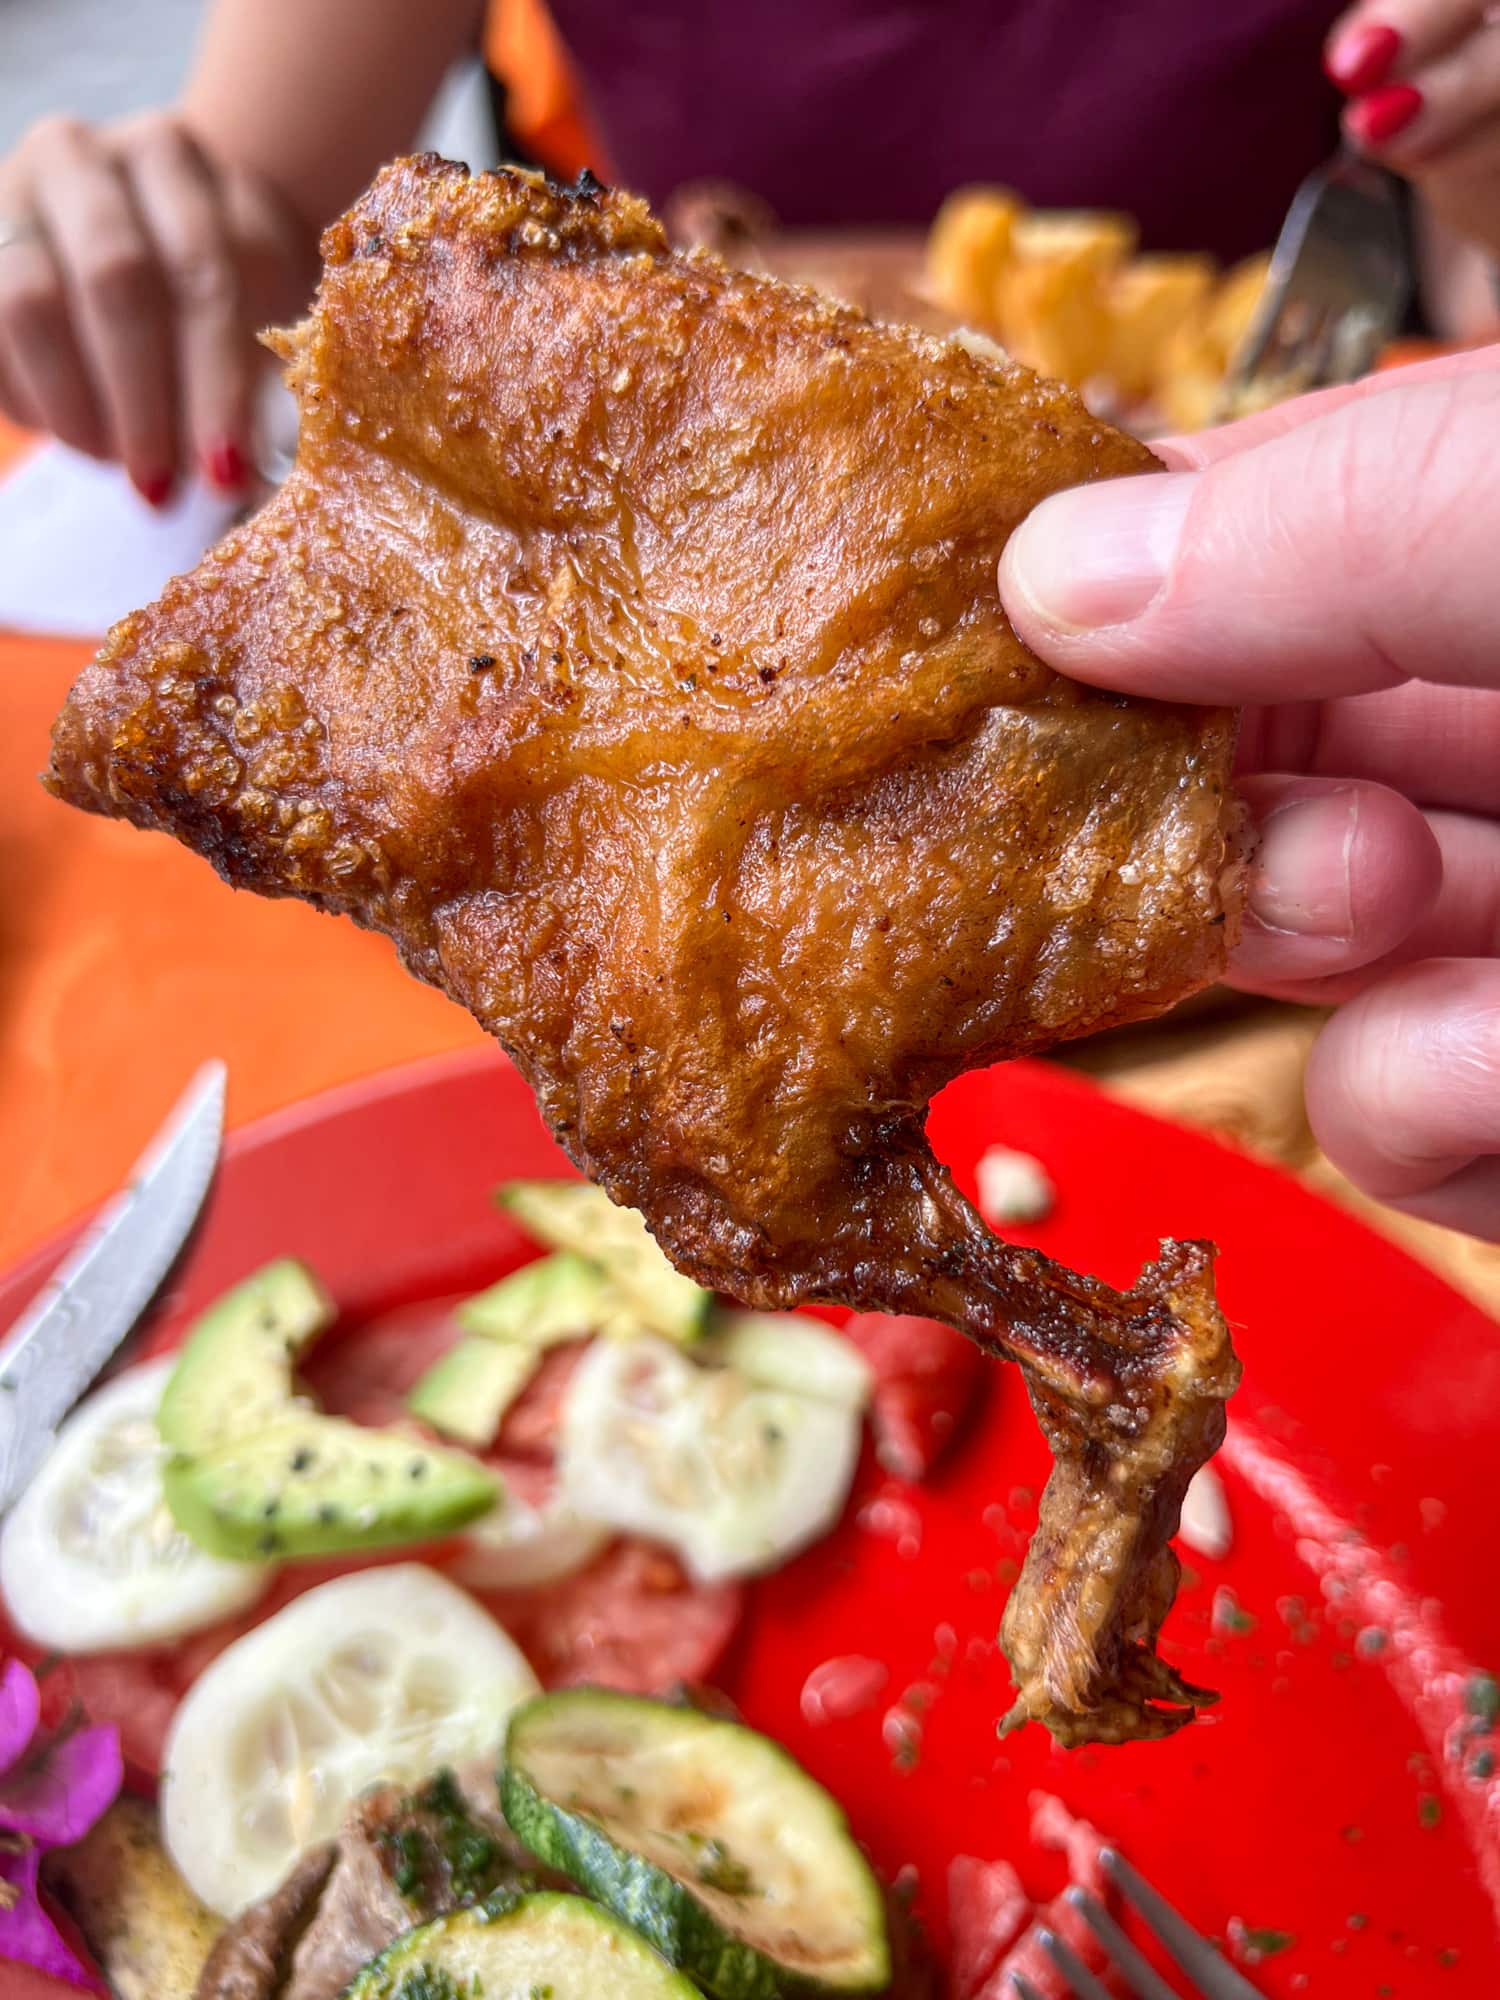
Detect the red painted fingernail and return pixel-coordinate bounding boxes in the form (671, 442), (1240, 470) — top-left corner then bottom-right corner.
(1347, 81), (1424, 147)
(203, 439), (249, 491)
(134, 471), (173, 509)
(1324, 21), (1402, 95)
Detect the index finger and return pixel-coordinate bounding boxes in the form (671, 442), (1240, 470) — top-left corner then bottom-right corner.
(1327, 0), (1481, 76)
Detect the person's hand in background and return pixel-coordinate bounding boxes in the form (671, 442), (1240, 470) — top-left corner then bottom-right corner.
(998, 348), (1500, 1240)
(0, 113), (309, 505)
(0, 0), (484, 505)
(1325, 2), (1500, 268)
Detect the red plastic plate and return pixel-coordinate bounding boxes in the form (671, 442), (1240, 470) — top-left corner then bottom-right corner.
(2, 1049), (1497, 1998)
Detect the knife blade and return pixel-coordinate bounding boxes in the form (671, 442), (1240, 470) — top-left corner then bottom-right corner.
(0, 1060), (226, 1513)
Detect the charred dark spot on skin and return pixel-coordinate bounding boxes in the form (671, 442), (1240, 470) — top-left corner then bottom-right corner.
(469, 654), (496, 673)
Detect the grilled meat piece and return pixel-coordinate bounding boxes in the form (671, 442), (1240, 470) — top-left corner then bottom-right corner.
(49, 157), (1245, 1743)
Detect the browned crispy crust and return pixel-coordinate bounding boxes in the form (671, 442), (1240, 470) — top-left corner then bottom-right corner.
(47, 158), (1244, 1744)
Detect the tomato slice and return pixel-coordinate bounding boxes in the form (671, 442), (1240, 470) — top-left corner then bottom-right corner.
(841, 1314), (986, 1480)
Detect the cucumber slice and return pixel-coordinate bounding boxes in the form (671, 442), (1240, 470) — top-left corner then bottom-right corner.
(559, 1335), (862, 1582)
(343, 1890), (699, 1999)
(457, 1250), (621, 1345)
(502, 1690), (890, 1997)
(407, 1337), (538, 1448)
(498, 1183), (711, 1345)
(157, 1259), (334, 1452)
(702, 1312), (874, 1409)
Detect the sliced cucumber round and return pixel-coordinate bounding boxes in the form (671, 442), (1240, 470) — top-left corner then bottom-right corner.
(501, 1690), (890, 1998)
(343, 1889), (699, 1999)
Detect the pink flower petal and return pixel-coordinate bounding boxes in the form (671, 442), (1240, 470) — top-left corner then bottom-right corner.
(0, 1664), (41, 1776)
(0, 1725), (123, 1848)
(0, 1844), (100, 1989)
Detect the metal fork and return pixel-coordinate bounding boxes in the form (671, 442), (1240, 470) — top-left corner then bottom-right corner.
(1009, 1848), (1266, 2000)
(1215, 148), (1411, 419)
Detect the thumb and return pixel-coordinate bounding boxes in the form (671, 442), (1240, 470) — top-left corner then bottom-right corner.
(998, 368), (1500, 704)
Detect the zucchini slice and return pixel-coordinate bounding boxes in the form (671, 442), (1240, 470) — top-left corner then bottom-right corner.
(342, 1889), (699, 1999)
(501, 1691), (890, 1997)
(497, 1182), (712, 1344)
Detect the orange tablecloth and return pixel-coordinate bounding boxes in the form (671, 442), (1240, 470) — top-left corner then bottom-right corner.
(0, 420), (479, 1269)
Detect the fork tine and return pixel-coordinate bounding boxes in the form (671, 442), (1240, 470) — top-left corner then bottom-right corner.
(1101, 1849), (1265, 1999)
(1066, 1887), (1184, 2000)
(1039, 1926), (1116, 2000)
(1009, 1973), (1049, 2000)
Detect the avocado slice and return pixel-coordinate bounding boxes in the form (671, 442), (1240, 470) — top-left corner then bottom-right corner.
(407, 1336), (537, 1448)
(497, 1184), (712, 1345)
(162, 1413), (497, 1561)
(157, 1259), (334, 1453)
(457, 1250), (621, 1346)
(157, 1259), (498, 1560)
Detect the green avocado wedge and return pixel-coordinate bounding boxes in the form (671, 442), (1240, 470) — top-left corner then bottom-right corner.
(500, 1691), (891, 1998)
(406, 1336), (538, 1449)
(161, 1412), (497, 1561)
(341, 1889), (700, 1999)
(496, 1184), (711, 1345)
(156, 1258), (334, 1452)
(156, 1258), (497, 1560)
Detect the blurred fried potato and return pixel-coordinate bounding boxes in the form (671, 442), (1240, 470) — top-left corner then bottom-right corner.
(43, 1796), (221, 2000)
(923, 191), (1274, 429)
(1105, 254), (1215, 403)
(926, 184), (1022, 322)
(1002, 242), (1116, 387)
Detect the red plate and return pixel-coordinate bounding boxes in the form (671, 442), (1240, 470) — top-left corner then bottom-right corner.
(2, 1049), (1498, 1999)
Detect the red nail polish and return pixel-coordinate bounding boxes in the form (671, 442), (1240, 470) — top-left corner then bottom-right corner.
(1324, 21), (1402, 95)
(135, 472), (173, 509)
(204, 440), (249, 491)
(1347, 81), (1423, 147)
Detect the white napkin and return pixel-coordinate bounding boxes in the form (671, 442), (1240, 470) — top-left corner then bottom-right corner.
(0, 442), (241, 639)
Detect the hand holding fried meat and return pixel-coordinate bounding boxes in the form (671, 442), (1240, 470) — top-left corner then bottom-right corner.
(47, 158), (1245, 1745)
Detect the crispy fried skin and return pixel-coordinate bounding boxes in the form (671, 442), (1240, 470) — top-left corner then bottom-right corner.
(48, 158), (1244, 1745)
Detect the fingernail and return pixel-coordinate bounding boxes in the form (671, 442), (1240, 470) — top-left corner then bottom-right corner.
(1001, 472), (1197, 634)
(1323, 21), (1402, 94)
(1248, 789), (1357, 938)
(203, 439), (249, 491)
(1346, 82), (1423, 148)
(134, 471), (174, 509)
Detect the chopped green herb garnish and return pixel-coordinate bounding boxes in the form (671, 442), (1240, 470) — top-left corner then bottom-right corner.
(378, 1770), (508, 1906)
(1469, 1748), (1496, 1781)
(1347, 1913), (1368, 1930)
(691, 1836), (755, 1897)
(1419, 1793), (1442, 1829)
(1212, 1587), (1257, 1636)
(1465, 1673), (1500, 1725)
(392, 1971), (476, 2000)
(1355, 1627), (1388, 1657)
(1241, 1928), (1295, 1957)
(1438, 1947), (1461, 1967)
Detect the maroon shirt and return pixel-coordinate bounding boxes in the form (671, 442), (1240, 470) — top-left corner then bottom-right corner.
(544, 0), (1346, 263)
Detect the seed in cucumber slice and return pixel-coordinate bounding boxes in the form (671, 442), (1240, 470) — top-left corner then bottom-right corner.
(162, 1411), (497, 1560)
(408, 1336), (538, 1448)
(342, 1888), (700, 1999)
(501, 1690), (891, 1997)
(157, 1258), (334, 1452)
(497, 1183), (711, 1345)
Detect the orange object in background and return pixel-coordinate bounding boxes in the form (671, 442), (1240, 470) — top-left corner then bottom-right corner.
(485, 0), (608, 183)
(0, 420), (480, 1270)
